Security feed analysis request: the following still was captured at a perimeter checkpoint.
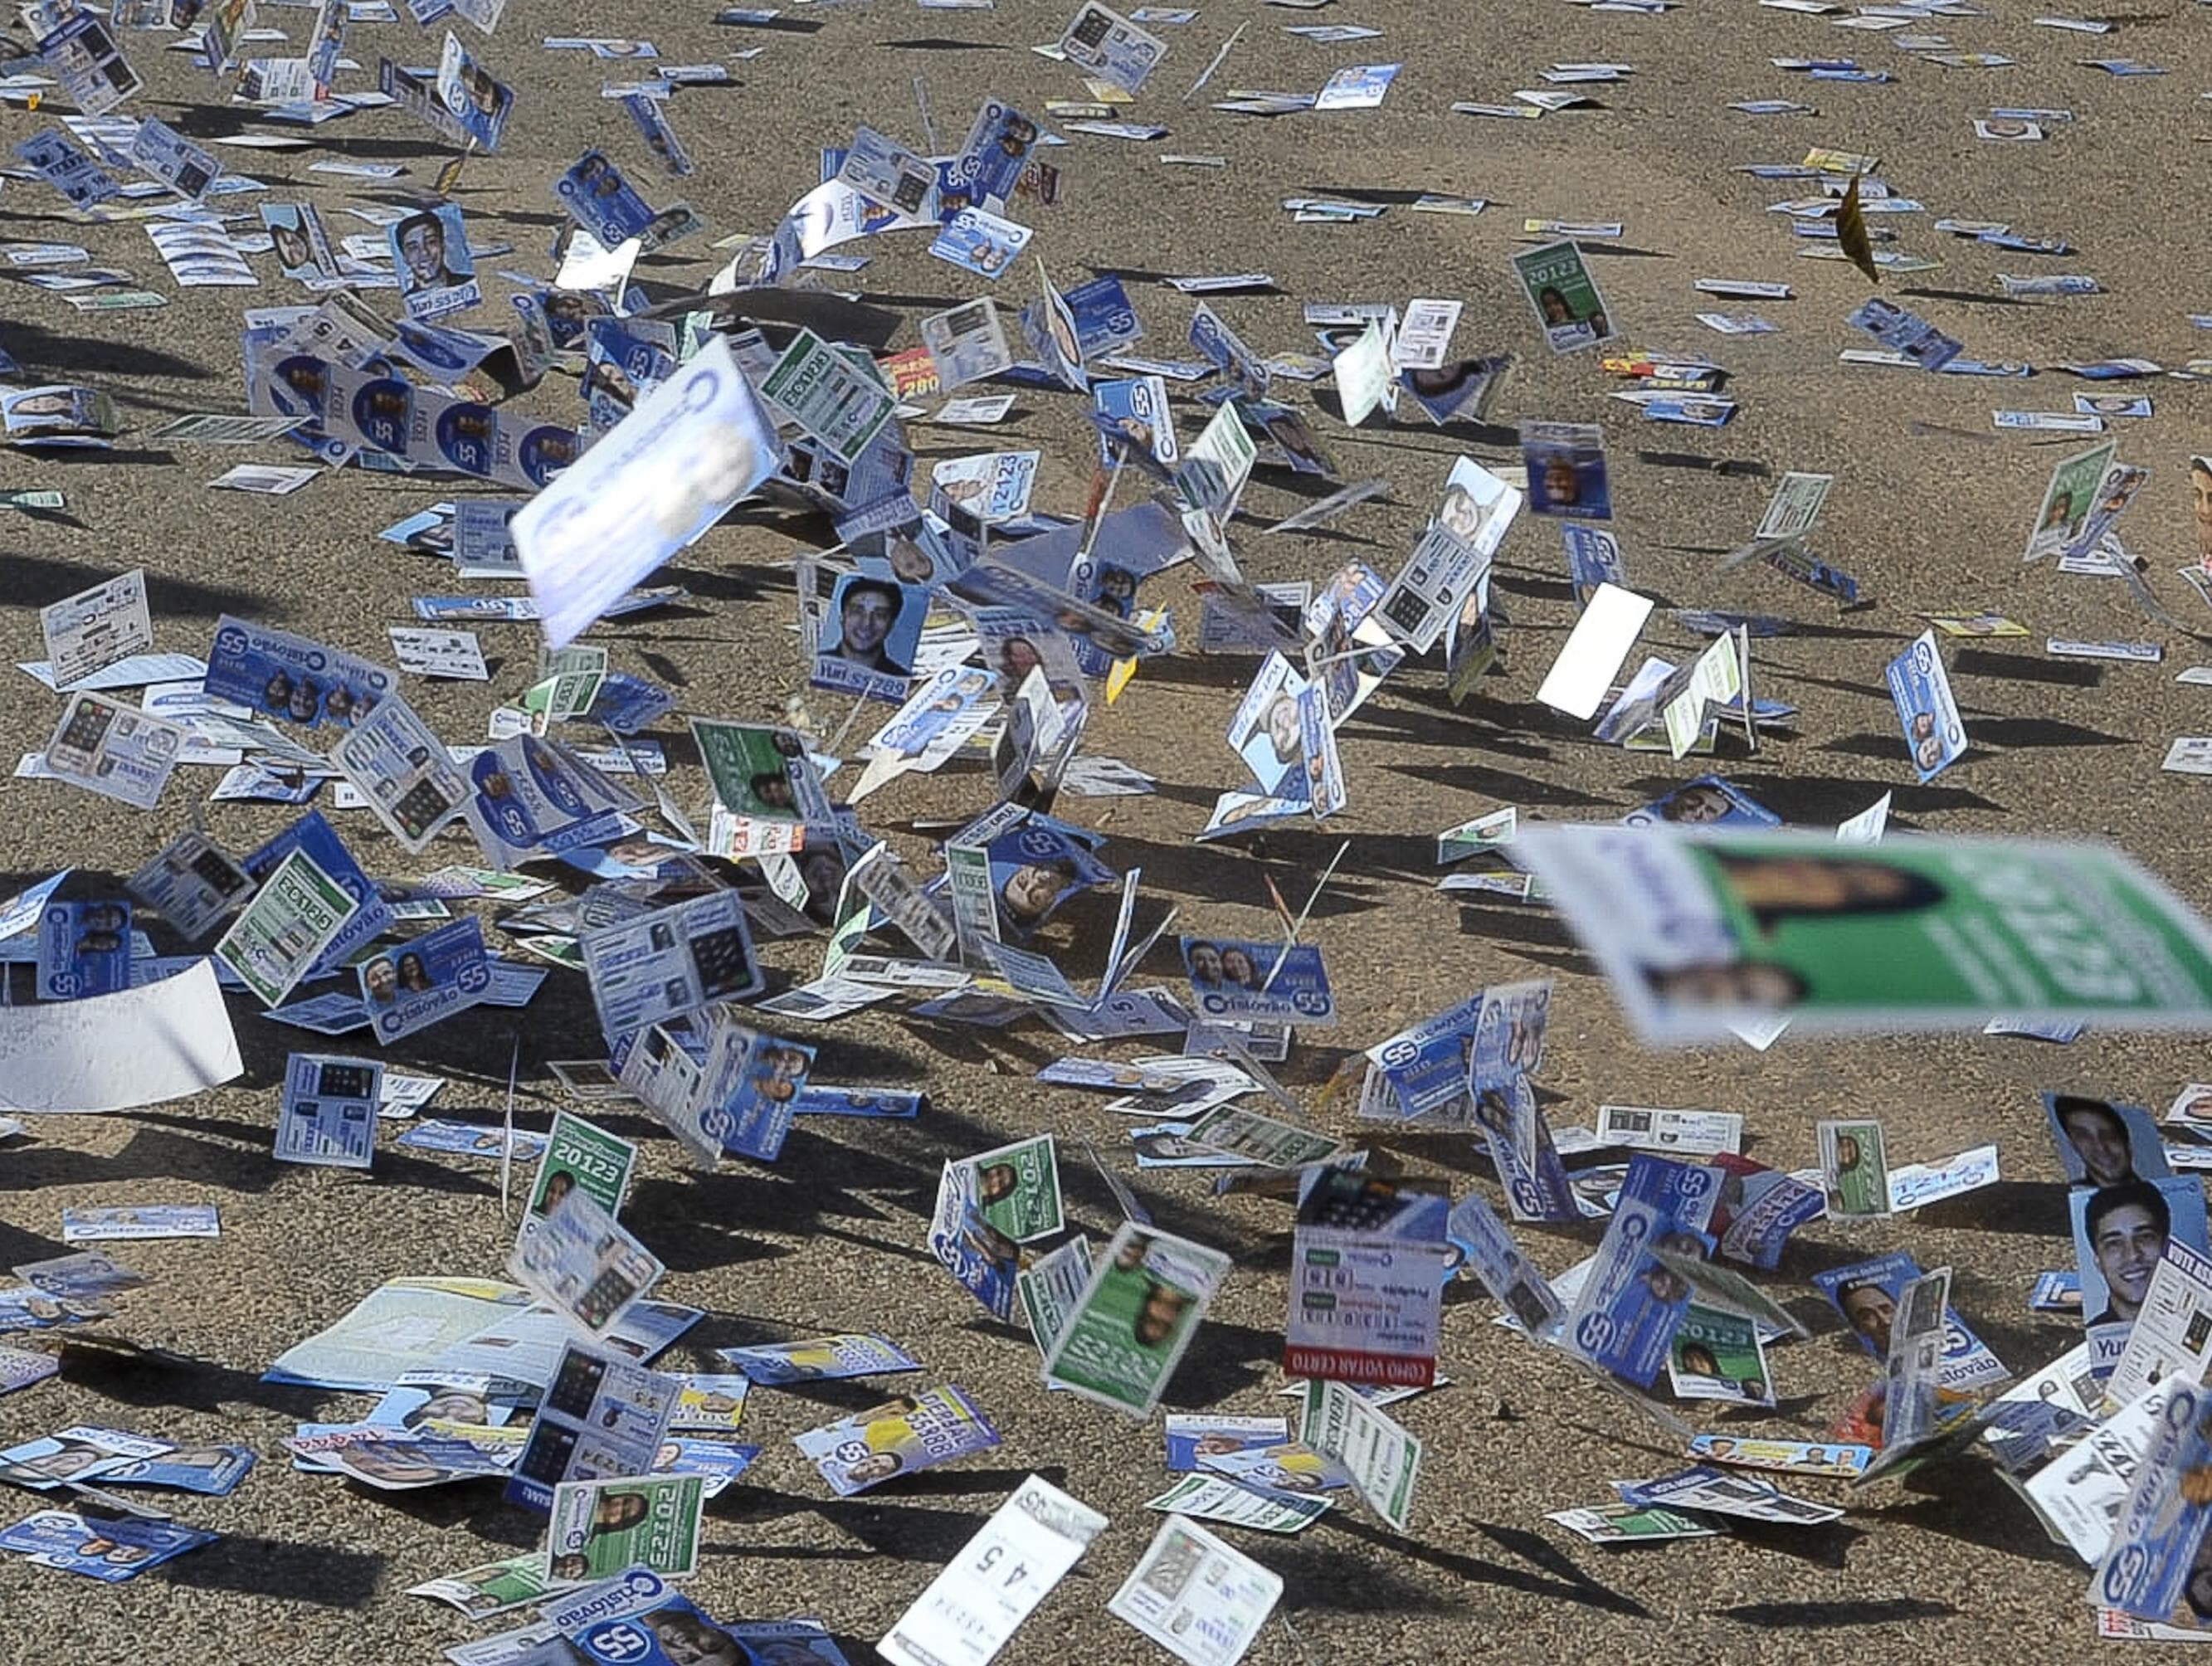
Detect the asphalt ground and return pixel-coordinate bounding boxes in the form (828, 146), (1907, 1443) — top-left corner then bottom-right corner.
(7, 2), (2212, 1663)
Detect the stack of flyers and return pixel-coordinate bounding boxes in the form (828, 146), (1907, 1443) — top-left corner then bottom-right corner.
(793, 1385), (1002, 1496)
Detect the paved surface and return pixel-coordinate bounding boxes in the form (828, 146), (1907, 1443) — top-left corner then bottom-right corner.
(6, 2), (2212, 1664)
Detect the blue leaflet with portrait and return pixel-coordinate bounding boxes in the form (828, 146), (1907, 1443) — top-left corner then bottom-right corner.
(1179, 938), (1336, 1026)
(1363, 991), (1484, 1120)
(205, 615), (397, 731)
(811, 573), (928, 704)
(1810, 1251), (2009, 1391)
(434, 30), (514, 152)
(1563, 522), (1627, 606)
(929, 207), (1030, 280)
(0, 1510), (215, 1582)
(928, 1161), (1021, 1321)
(698, 1029), (815, 1164)
(558, 1584), (748, 1666)
(243, 811), (391, 979)
(555, 149), (657, 248)
(2098, 1382), (2212, 1626)
(1093, 375), (1179, 470)
(1884, 631), (1966, 784)
(792, 1084), (923, 1118)
(1474, 1074), (1577, 1222)
(463, 735), (635, 868)
(1063, 273), (1147, 358)
(986, 817), (1115, 938)
(99, 1444), (256, 1496)
(1561, 1154), (1722, 1387)
(621, 92), (694, 178)
(357, 915), (492, 1045)
(948, 97), (1042, 209)
(1622, 774), (1779, 831)
(1520, 421), (1611, 519)
(36, 900), (133, 1001)
(387, 202), (478, 324)
(582, 316), (677, 432)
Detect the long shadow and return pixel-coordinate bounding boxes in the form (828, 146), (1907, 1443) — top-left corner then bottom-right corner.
(1302, 1513), (1655, 1618)
(56, 1336), (329, 1420)
(1899, 286), (2032, 310)
(1969, 716), (2132, 749)
(1381, 759), (1616, 811)
(2, 319), (213, 382)
(1869, 1481), (2082, 1566)
(1905, 1179), (2066, 1239)
(1717, 1596), (1961, 1629)
(0, 1123), (281, 1196)
(165, 1537), (387, 1607)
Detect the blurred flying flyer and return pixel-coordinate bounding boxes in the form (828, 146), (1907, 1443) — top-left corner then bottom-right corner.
(508, 1186), (665, 1342)
(879, 1474), (1108, 1666)
(1515, 828), (2212, 1044)
(1884, 631), (1966, 783)
(2023, 436), (2118, 563)
(543, 1474), (703, 1588)
(40, 569), (150, 693)
(1285, 1168), (1451, 1388)
(794, 1385), (1002, 1496)
(1521, 421), (1611, 520)
(43, 694), (186, 811)
(1512, 241), (1614, 353)
(1108, 1517), (1281, 1666)
(514, 336), (777, 651)
(1043, 1222), (1231, 1415)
